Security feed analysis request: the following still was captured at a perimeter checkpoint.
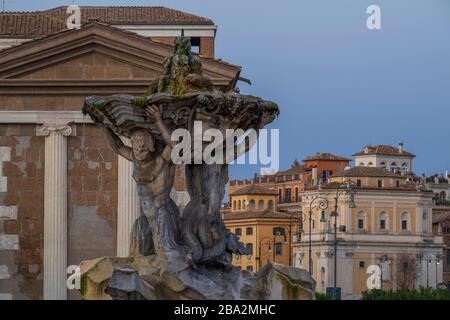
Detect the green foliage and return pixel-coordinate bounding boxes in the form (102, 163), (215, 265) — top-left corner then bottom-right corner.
(362, 287), (450, 300)
(93, 100), (105, 110)
(315, 292), (332, 300)
(131, 96), (147, 107)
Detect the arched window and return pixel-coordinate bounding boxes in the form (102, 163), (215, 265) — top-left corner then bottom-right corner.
(258, 199), (264, 209)
(401, 163), (408, 175)
(249, 199), (255, 210)
(357, 212), (366, 230)
(238, 200), (241, 210)
(268, 200), (274, 210)
(379, 212), (388, 230)
(380, 162), (386, 170)
(233, 200), (236, 210)
(401, 212), (409, 231)
(390, 162), (397, 173)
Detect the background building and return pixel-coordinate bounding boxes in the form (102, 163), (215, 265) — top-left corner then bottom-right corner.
(294, 166), (444, 299)
(223, 210), (299, 272)
(353, 143), (415, 175)
(0, 6), (216, 57)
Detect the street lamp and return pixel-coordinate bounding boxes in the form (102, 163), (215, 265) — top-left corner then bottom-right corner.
(329, 181), (357, 300)
(307, 196), (329, 275)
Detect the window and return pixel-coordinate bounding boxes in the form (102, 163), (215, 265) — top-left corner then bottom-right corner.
(235, 228), (242, 236)
(402, 261), (409, 270)
(401, 213), (409, 230)
(396, 181), (400, 187)
(246, 266), (253, 272)
(401, 163), (408, 175)
(238, 200), (241, 210)
(377, 180), (382, 188)
(268, 200), (274, 210)
(380, 162), (386, 170)
(357, 212), (366, 230)
(359, 162), (365, 166)
(390, 162), (397, 173)
(368, 162), (373, 167)
(357, 179), (362, 187)
(295, 187), (299, 202)
(273, 227), (285, 236)
(190, 37), (200, 53)
(275, 242), (282, 255)
(278, 189), (282, 203)
(359, 261), (365, 269)
(285, 188), (291, 203)
(358, 218), (364, 229)
(248, 199), (255, 210)
(258, 199), (264, 210)
(245, 243), (253, 255)
(380, 212), (387, 230)
(233, 200), (236, 210)
(246, 227), (253, 235)
(312, 216), (315, 229)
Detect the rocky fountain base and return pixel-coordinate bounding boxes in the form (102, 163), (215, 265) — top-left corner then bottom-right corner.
(80, 255), (315, 300)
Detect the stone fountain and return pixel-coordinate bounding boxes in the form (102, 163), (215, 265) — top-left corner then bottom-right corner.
(79, 37), (315, 300)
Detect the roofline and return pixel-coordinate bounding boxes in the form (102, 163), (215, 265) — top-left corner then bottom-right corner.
(0, 22), (241, 81)
(352, 152), (416, 158)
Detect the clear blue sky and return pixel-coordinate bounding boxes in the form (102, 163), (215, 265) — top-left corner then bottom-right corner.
(4, 0), (450, 179)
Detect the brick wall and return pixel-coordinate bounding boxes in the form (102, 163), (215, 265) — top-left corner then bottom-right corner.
(67, 124), (117, 299)
(0, 124), (44, 300)
(200, 37), (215, 58)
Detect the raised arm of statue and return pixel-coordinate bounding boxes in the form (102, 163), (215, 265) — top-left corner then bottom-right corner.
(103, 127), (133, 161)
(146, 104), (177, 150)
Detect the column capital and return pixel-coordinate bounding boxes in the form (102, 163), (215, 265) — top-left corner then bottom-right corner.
(36, 123), (72, 137)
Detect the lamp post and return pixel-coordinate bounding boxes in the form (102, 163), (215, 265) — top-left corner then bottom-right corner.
(329, 181), (357, 299)
(307, 196), (329, 275)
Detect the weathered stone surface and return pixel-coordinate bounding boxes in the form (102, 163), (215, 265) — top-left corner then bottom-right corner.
(80, 256), (315, 300)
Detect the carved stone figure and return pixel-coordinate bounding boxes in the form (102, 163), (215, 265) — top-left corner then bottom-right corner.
(80, 36), (315, 300)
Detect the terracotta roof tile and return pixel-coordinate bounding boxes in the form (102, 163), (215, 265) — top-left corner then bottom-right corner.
(230, 184), (277, 196)
(303, 152), (350, 162)
(0, 6), (214, 37)
(352, 144), (415, 157)
(332, 166), (405, 178)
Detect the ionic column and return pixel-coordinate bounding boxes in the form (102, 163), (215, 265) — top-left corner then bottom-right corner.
(117, 138), (140, 257)
(37, 124), (72, 300)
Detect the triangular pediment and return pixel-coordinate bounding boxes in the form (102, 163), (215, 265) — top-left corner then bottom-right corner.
(0, 22), (240, 90)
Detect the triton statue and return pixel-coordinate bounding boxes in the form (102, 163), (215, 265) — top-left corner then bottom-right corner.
(80, 37), (315, 300)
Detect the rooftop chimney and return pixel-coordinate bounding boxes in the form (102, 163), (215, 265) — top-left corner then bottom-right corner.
(398, 142), (404, 154)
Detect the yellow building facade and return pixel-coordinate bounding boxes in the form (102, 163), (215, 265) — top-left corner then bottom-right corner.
(293, 166), (445, 299)
(224, 211), (299, 272)
(223, 183), (299, 272)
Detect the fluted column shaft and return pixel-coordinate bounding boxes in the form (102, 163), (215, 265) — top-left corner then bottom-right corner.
(38, 124), (72, 300)
(117, 138), (140, 257)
